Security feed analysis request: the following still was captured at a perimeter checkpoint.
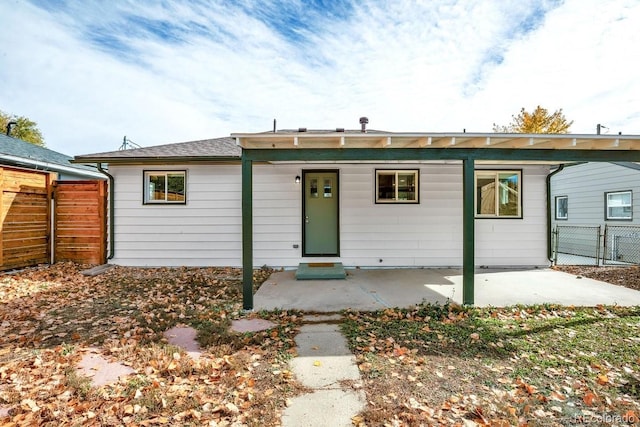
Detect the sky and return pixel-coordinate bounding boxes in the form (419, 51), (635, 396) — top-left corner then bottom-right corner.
(1, 0), (639, 156)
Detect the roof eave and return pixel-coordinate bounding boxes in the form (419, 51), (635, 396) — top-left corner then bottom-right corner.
(71, 156), (242, 164)
(232, 131), (640, 151)
(1, 153), (105, 178)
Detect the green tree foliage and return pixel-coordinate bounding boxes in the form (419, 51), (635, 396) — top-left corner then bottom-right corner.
(493, 106), (573, 134)
(0, 110), (45, 146)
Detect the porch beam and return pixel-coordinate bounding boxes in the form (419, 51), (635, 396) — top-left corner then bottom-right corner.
(242, 148), (640, 163)
(242, 157), (253, 310)
(462, 158), (475, 305)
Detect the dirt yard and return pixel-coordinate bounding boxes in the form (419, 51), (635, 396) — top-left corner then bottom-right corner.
(1, 263), (639, 426)
(553, 264), (640, 291)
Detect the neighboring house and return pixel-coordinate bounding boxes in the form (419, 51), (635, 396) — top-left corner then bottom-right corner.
(551, 162), (640, 226)
(0, 133), (104, 180)
(550, 162), (640, 263)
(75, 129), (640, 308)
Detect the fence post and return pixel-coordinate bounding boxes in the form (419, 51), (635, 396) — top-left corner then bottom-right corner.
(553, 227), (558, 265)
(46, 174), (54, 264)
(0, 167), (3, 268)
(602, 225), (608, 266)
(596, 225), (602, 266)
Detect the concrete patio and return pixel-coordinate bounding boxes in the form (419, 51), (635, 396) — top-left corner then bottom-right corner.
(254, 267), (640, 312)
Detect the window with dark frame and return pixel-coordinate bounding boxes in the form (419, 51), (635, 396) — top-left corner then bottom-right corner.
(475, 170), (522, 218)
(555, 196), (568, 220)
(375, 170), (419, 203)
(144, 171), (186, 204)
(605, 190), (632, 220)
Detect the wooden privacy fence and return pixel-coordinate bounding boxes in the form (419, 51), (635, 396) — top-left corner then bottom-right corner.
(0, 166), (107, 270)
(0, 167), (52, 270)
(53, 180), (107, 265)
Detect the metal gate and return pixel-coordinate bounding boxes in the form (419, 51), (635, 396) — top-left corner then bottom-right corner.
(603, 225), (640, 265)
(553, 225), (601, 265)
(553, 225), (640, 266)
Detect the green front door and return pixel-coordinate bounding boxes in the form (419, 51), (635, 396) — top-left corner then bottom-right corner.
(303, 170), (339, 256)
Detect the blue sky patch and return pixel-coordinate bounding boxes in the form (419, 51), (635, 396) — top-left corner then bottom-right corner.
(239, 0), (354, 45)
(125, 15), (187, 44)
(87, 28), (138, 60)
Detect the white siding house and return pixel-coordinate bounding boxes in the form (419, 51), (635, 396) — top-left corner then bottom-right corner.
(74, 130), (640, 308)
(105, 159), (549, 268)
(111, 164), (242, 266)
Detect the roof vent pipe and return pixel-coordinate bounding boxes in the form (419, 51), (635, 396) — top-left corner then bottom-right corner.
(6, 121), (17, 136)
(359, 116), (369, 133)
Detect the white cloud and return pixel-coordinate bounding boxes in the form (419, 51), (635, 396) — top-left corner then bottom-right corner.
(0, 0), (638, 155)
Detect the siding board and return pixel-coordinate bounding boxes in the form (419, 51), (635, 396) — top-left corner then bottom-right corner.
(551, 162), (640, 227)
(109, 163), (549, 267)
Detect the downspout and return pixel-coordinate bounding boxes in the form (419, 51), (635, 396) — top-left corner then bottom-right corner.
(97, 163), (115, 260)
(547, 164), (565, 263)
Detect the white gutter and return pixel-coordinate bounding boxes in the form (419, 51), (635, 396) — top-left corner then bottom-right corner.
(0, 153), (105, 179)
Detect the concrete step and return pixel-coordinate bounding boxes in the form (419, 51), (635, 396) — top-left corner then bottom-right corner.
(295, 262), (346, 280)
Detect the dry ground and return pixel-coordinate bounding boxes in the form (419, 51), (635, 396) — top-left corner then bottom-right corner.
(553, 265), (640, 291)
(1, 263), (639, 426)
(0, 263), (304, 426)
(342, 265), (640, 426)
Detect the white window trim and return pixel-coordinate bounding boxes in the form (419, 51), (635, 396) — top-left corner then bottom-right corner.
(143, 170), (187, 204)
(375, 169), (419, 204)
(605, 190), (632, 220)
(555, 195), (568, 220)
(474, 170), (522, 218)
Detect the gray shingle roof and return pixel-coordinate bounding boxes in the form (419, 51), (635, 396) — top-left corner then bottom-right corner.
(612, 161), (640, 171)
(74, 137), (240, 163)
(0, 133), (98, 174)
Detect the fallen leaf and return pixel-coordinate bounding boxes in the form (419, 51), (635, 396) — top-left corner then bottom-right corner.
(20, 399), (40, 412)
(583, 392), (597, 406)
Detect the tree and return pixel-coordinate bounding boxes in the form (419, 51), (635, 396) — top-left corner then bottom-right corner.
(0, 110), (45, 146)
(493, 106), (573, 134)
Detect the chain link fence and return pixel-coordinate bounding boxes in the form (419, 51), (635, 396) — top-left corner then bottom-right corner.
(553, 226), (601, 265)
(553, 225), (640, 265)
(603, 225), (640, 265)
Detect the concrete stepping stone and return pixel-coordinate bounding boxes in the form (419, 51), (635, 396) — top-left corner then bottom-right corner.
(0, 406), (11, 419)
(77, 347), (135, 387)
(80, 264), (114, 277)
(302, 314), (343, 323)
(283, 322), (365, 426)
(282, 389), (365, 427)
(163, 326), (203, 360)
(294, 323), (353, 357)
(290, 324), (361, 389)
(230, 318), (275, 333)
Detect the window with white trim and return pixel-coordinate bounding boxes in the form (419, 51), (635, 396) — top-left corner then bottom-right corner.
(475, 170), (521, 218)
(555, 196), (568, 220)
(605, 190), (632, 220)
(144, 171), (186, 204)
(375, 170), (419, 203)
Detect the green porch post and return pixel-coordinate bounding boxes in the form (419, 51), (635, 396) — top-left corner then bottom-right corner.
(242, 156), (253, 310)
(462, 157), (475, 305)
